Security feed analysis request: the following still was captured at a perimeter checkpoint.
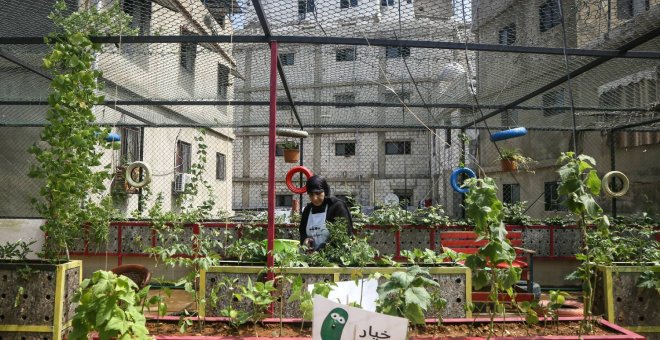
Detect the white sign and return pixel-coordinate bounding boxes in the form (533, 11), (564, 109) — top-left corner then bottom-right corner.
(312, 296), (409, 340)
(311, 279), (379, 312)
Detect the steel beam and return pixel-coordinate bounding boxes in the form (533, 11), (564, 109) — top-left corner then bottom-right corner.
(1, 35), (659, 59)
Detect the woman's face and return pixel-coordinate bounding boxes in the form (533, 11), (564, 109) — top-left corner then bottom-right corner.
(308, 191), (325, 207)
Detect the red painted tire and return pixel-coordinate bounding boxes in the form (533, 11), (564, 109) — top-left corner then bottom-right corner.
(539, 299), (584, 317)
(286, 166), (313, 194)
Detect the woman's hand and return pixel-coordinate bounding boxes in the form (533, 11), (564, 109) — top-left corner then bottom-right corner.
(303, 237), (315, 253)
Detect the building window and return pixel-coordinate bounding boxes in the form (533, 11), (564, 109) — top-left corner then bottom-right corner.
(276, 144), (284, 156)
(385, 141), (411, 155)
(539, 0), (561, 32)
(544, 181), (566, 211)
(340, 0), (358, 8)
(298, 0), (315, 19)
(179, 28), (197, 72)
(335, 142), (356, 156)
(498, 23), (516, 45)
(334, 93), (356, 108)
(120, 127), (141, 163)
(381, 0), (395, 6)
(276, 194), (293, 207)
(393, 189), (413, 208)
(382, 91), (411, 104)
(217, 63), (230, 100)
(216, 152), (226, 180)
(279, 52), (295, 66)
(176, 141), (192, 173)
(385, 46), (411, 59)
(122, 0), (152, 35)
(336, 47), (357, 61)
(503, 184), (520, 204)
(542, 89), (565, 116)
(617, 0), (650, 19)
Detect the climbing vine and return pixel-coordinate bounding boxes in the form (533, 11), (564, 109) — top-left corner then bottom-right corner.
(28, 0), (135, 259)
(559, 152), (609, 335)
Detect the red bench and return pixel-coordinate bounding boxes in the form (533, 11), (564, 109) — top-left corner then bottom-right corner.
(440, 230), (536, 302)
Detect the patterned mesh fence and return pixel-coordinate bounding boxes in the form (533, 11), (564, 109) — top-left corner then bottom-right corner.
(0, 0), (658, 219)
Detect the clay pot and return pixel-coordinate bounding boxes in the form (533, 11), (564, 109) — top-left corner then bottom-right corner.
(283, 149), (299, 163)
(501, 159), (518, 172)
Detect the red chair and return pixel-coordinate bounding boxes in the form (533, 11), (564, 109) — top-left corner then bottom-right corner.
(110, 264), (152, 290)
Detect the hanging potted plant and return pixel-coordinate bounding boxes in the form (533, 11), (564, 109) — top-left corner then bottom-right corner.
(497, 147), (535, 172)
(281, 140), (300, 163)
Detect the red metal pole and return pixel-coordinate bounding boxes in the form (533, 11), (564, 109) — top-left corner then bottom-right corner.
(266, 41), (278, 280)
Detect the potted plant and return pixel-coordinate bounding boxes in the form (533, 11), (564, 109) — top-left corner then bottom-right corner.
(280, 140), (300, 163)
(497, 147), (535, 172)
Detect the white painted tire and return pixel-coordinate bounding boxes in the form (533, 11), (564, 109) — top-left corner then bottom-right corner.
(276, 128), (309, 138)
(602, 171), (629, 198)
(125, 161), (152, 188)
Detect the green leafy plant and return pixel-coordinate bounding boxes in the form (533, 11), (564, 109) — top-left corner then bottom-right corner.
(400, 248), (451, 265)
(0, 240), (36, 260)
(280, 140), (299, 150)
(587, 222), (660, 292)
(235, 277), (277, 336)
(497, 147), (535, 172)
(369, 203), (414, 230)
(304, 219), (377, 267)
(288, 276), (336, 333)
(413, 204), (450, 226)
(29, 0), (135, 260)
(429, 290), (448, 325)
(502, 202), (537, 226)
(69, 270), (151, 340)
(461, 177), (522, 337)
(558, 152), (610, 335)
(546, 290), (572, 332)
(375, 265), (440, 325)
(210, 277), (249, 331)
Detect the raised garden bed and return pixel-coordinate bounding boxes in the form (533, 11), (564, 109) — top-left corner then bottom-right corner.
(200, 265), (471, 319)
(141, 316), (644, 339)
(594, 263), (660, 339)
(0, 260), (81, 340)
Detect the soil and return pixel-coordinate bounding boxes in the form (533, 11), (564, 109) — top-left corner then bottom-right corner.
(146, 319), (615, 338)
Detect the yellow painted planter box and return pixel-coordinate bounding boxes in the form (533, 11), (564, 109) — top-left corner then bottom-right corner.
(595, 263), (660, 338)
(200, 265), (472, 319)
(0, 260), (82, 340)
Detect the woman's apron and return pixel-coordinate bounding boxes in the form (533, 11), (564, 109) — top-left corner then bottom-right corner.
(306, 205), (329, 250)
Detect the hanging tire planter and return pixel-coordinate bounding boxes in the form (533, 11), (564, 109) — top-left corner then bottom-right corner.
(286, 166), (313, 194)
(450, 167), (476, 194)
(490, 127), (528, 142)
(602, 171), (629, 198)
(125, 161), (152, 188)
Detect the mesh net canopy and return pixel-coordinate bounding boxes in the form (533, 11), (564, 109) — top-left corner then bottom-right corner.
(0, 0), (658, 130)
(0, 0), (658, 218)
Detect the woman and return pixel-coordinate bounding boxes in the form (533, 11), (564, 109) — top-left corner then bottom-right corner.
(299, 175), (353, 251)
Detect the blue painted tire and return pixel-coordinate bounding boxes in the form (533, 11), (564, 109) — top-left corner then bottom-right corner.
(450, 168), (476, 193)
(490, 127), (528, 142)
(105, 132), (121, 142)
